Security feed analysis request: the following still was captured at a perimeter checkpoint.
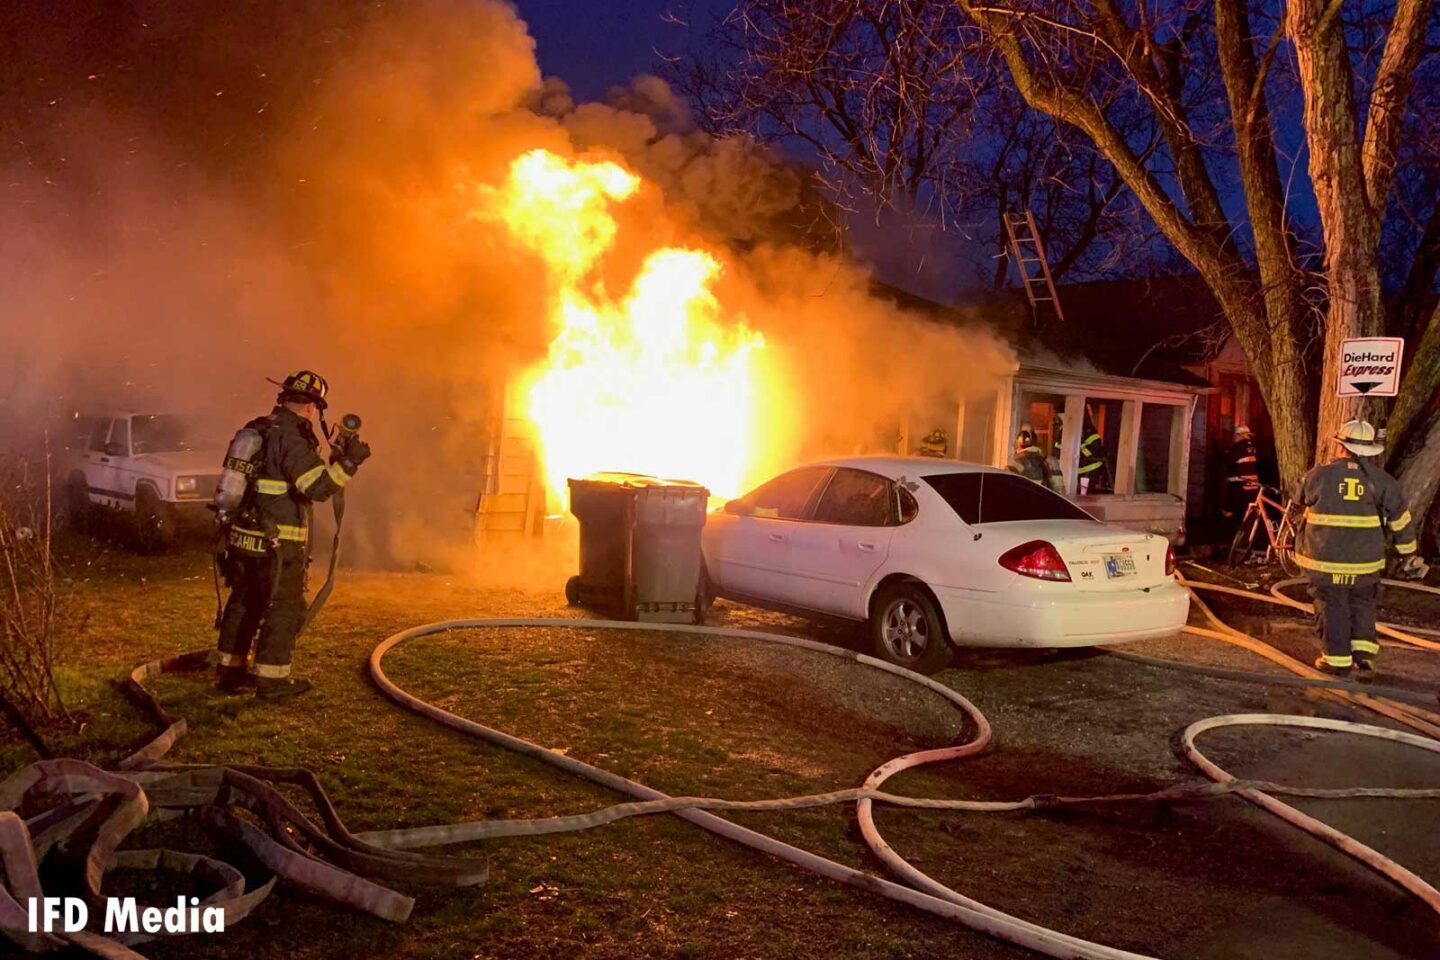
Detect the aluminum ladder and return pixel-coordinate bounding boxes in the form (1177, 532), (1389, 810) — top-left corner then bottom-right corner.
(1004, 209), (1065, 323)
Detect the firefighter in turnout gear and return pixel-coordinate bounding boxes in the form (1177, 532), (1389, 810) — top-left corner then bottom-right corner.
(1076, 411), (1110, 494)
(213, 371), (372, 699)
(1293, 420), (1424, 678)
(1222, 424), (1261, 519)
(1008, 428), (1052, 485)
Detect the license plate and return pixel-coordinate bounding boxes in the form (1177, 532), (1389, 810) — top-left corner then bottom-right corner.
(1104, 554), (1137, 579)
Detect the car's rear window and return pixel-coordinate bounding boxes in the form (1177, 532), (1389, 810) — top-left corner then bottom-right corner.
(923, 471), (1093, 524)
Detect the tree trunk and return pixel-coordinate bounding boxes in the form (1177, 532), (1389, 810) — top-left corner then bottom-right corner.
(1214, 0), (1311, 489)
(1289, 1), (1387, 461)
(1392, 405), (1440, 544)
(1264, 330), (1316, 491)
(1387, 304), (1440, 457)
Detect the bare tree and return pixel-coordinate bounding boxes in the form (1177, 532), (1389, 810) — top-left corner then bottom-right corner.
(953, 0), (1440, 491)
(958, 87), (1157, 285)
(0, 448), (70, 755)
(683, 1), (981, 209)
(677, 0), (1149, 283)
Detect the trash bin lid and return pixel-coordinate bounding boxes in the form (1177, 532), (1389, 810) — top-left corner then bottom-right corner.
(568, 472), (708, 491)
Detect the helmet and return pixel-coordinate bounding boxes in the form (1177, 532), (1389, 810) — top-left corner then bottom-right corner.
(1233, 424), (1252, 440)
(1336, 419), (1383, 457)
(269, 370), (329, 410)
(1016, 428), (1037, 448)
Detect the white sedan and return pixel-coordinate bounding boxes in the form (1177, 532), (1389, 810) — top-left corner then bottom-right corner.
(701, 456), (1189, 673)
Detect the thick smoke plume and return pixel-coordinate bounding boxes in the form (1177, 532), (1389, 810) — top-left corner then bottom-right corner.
(0, 0), (1012, 574)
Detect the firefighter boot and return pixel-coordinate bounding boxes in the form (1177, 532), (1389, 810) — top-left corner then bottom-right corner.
(215, 666), (256, 695)
(255, 676), (312, 701)
(1351, 640), (1380, 683)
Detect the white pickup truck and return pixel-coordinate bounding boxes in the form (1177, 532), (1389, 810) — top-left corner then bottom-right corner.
(61, 412), (225, 552)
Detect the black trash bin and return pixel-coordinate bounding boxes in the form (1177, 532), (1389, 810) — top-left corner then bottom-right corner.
(565, 472), (710, 624)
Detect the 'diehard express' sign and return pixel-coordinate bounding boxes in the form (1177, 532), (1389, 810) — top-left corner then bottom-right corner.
(1337, 337), (1405, 397)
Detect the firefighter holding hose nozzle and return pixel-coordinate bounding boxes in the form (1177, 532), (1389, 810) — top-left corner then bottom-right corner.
(210, 370), (372, 700)
(1293, 420), (1427, 679)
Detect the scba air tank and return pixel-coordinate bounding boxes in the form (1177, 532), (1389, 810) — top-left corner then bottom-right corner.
(214, 427), (263, 519)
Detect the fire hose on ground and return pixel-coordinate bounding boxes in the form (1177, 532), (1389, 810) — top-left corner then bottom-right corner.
(4, 577), (1440, 959)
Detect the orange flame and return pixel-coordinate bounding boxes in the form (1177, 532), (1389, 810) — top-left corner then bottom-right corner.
(478, 149), (782, 504)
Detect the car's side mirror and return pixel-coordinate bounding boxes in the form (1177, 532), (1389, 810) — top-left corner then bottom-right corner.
(724, 499), (755, 516)
(104, 441), (126, 457)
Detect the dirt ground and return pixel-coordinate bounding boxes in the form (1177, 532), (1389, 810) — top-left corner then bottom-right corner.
(6, 542), (1440, 959)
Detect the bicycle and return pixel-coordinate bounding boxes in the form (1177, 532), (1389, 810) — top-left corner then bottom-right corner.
(1227, 484), (1303, 576)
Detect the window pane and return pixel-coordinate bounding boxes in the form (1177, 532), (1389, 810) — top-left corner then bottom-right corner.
(814, 469), (894, 526)
(1078, 398), (1122, 495)
(898, 486), (919, 523)
(88, 420), (110, 452)
(110, 418), (130, 454)
(1136, 404), (1177, 494)
(132, 414), (191, 454)
(742, 467), (831, 520)
(923, 471), (1092, 524)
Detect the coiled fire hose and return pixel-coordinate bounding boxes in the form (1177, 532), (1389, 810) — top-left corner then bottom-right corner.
(5, 576), (1440, 959)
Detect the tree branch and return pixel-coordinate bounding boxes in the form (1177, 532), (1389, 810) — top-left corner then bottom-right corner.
(1361, 0), (1433, 229)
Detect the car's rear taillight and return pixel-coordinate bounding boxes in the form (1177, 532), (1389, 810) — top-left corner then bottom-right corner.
(1165, 543), (1176, 576)
(998, 540), (1071, 582)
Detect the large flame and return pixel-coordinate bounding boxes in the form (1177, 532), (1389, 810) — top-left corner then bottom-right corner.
(478, 149), (782, 503)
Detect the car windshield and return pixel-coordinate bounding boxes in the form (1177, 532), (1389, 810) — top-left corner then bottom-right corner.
(131, 415), (193, 454)
(923, 471), (1093, 524)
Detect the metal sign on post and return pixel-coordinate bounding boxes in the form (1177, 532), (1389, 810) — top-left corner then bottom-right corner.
(1337, 337), (1405, 397)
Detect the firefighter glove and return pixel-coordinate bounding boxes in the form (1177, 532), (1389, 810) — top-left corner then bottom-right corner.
(341, 435), (372, 471)
(1400, 555), (1430, 581)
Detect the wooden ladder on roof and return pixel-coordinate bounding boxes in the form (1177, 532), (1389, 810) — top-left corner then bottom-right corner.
(1004, 210), (1065, 323)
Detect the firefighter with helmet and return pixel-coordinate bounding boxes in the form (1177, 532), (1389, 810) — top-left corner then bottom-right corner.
(1222, 424), (1261, 519)
(1076, 410), (1110, 494)
(1293, 419), (1427, 677)
(212, 371), (371, 699)
(1008, 427), (1052, 486)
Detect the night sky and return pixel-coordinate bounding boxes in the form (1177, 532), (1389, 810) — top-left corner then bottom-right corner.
(514, 0), (724, 100)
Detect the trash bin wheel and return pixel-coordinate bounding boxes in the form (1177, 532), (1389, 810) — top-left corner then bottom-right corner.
(564, 576), (582, 607)
(694, 563), (715, 624)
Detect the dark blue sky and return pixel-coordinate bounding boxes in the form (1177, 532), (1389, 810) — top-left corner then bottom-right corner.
(514, 0), (724, 100)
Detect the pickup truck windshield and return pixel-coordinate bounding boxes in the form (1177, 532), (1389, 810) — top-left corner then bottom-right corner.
(131, 415), (193, 454)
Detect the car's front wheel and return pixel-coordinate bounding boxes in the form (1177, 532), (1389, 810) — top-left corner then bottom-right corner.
(133, 487), (175, 553)
(869, 581), (952, 674)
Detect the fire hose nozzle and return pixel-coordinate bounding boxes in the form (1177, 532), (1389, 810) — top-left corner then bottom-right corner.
(338, 413), (362, 436)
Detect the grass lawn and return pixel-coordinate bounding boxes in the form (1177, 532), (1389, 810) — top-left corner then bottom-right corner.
(6, 538), (1439, 959)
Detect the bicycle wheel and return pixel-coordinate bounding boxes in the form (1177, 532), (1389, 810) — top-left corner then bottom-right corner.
(1275, 512), (1303, 577)
(1276, 544), (1302, 578)
(1228, 510), (1258, 567)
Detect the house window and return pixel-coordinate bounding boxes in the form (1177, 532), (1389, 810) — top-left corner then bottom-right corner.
(1136, 403), (1181, 494)
(1078, 398), (1122, 495)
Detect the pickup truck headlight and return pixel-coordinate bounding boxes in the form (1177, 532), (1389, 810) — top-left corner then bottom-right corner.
(176, 476), (198, 494)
